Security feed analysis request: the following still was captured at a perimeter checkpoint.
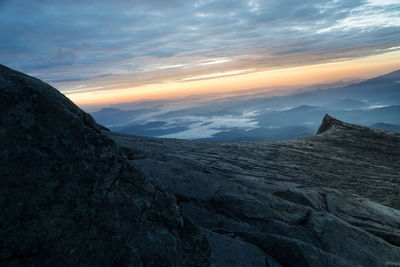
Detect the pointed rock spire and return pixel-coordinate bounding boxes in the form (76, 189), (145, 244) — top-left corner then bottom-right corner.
(316, 114), (344, 135)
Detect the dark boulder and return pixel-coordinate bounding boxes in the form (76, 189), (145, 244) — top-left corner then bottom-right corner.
(0, 65), (209, 266)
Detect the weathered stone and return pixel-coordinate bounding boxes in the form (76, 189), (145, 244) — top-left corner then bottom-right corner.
(2, 64), (400, 266)
(0, 65), (209, 266)
(107, 113), (400, 266)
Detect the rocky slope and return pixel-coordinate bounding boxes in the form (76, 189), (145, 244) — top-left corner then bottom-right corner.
(1, 64), (400, 266)
(0, 65), (209, 266)
(107, 116), (400, 267)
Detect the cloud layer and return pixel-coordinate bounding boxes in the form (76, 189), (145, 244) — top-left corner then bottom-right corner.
(1, 0), (399, 94)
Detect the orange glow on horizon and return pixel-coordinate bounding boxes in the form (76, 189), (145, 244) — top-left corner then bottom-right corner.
(65, 50), (400, 107)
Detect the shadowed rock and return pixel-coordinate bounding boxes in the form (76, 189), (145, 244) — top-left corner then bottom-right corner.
(1, 64), (400, 266)
(0, 65), (209, 266)
(316, 114), (344, 135)
(107, 111), (400, 266)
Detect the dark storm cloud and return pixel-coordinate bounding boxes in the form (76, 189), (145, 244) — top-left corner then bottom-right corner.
(0, 0), (399, 90)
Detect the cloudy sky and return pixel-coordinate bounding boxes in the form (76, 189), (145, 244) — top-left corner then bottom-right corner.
(1, 0), (400, 109)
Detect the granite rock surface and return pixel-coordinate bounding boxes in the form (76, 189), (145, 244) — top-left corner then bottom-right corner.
(107, 115), (400, 266)
(1, 64), (400, 266)
(0, 64), (209, 266)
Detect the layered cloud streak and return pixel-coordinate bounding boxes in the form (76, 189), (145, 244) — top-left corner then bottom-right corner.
(1, 0), (399, 100)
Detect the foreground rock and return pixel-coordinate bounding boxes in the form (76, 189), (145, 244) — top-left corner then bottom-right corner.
(0, 65), (209, 266)
(1, 64), (400, 266)
(107, 117), (400, 266)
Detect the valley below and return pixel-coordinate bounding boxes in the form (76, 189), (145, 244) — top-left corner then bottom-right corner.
(92, 70), (400, 142)
(1, 64), (400, 266)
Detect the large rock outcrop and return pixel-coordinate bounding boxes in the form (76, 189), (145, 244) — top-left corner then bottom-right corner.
(1, 64), (400, 266)
(107, 113), (400, 266)
(0, 65), (209, 266)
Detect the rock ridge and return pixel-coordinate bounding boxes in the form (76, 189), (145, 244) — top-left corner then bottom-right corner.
(316, 114), (345, 134)
(1, 65), (400, 266)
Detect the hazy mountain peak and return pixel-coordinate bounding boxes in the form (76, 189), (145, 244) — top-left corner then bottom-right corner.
(289, 104), (319, 112)
(381, 68), (400, 79)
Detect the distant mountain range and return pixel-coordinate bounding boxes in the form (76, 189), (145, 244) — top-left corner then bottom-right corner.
(3, 64), (400, 266)
(92, 69), (400, 141)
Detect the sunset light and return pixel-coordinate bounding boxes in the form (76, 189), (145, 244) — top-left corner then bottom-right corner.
(65, 50), (400, 108)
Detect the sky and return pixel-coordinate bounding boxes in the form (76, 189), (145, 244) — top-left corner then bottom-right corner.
(1, 0), (400, 110)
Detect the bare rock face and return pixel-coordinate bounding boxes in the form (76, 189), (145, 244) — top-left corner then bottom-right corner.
(316, 114), (344, 134)
(107, 112), (400, 266)
(1, 64), (400, 267)
(0, 65), (209, 266)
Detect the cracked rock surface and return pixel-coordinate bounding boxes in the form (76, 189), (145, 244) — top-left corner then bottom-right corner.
(1, 64), (400, 266)
(0, 65), (209, 266)
(107, 116), (400, 266)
